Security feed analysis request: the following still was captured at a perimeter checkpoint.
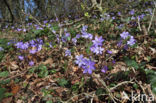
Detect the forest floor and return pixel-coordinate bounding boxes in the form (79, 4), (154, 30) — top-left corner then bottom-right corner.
(0, 1), (156, 103)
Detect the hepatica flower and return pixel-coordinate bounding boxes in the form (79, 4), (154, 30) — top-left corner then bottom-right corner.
(129, 9), (135, 15)
(29, 49), (37, 54)
(92, 36), (104, 46)
(18, 55), (24, 60)
(127, 36), (136, 46)
(81, 25), (93, 40)
(65, 49), (71, 56)
(75, 55), (85, 67)
(0, 47), (4, 51)
(120, 31), (130, 40)
(82, 59), (95, 74)
(37, 45), (42, 51)
(72, 38), (77, 45)
(23, 28), (26, 32)
(75, 55), (96, 74)
(119, 31), (136, 46)
(29, 61), (34, 66)
(76, 34), (81, 39)
(90, 46), (104, 55)
(81, 32), (93, 40)
(101, 66), (108, 73)
(107, 50), (112, 54)
(15, 42), (29, 50)
(82, 25), (88, 31)
(15, 42), (23, 49)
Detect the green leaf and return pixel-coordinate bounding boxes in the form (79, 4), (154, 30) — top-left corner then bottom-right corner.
(0, 87), (6, 101)
(4, 92), (13, 97)
(133, 83), (138, 89)
(46, 101), (53, 103)
(95, 88), (106, 95)
(0, 79), (11, 85)
(38, 65), (48, 78)
(58, 78), (68, 87)
(0, 71), (9, 77)
(124, 58), (139, 70)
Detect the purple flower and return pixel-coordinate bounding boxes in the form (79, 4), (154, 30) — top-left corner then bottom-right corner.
(29, 40), (35, 45)
(76, 34), (81, 39)
(112, 16), (115, 20)
(118, 12), (121, 16)
(49, 42), (53, 48)
(75, 55), (85, 67)
(101, 66), (108, 73)
(112, 60), (116, 64)
(92, 36), (104, 46)
(72, 38), (77, 45)
(23, 28), (26, 32)
(107, 50), (112, 54)
(36, 38), (43, 44)
(117, 39), (123, 47)
(82, 25), (88, 31)
(120, 31), (130, 39)
(0, 47), (4, 51)
(127, 36), (136, 46)
(82, 59), (95, 74)
(65, 33), (70, 37)
(100, 18), (104, 21)
(15, 42), (23, 49)
(129, 9), (135, 15)
(29, 49), (37, 54)
(15, 42), (29, 50)
(47, 24), (51, 28)
(124, 44), (129, 50)
(17, 28), (22, 31)
(131, 16), (136, 20)
(43, 20), (48, 24)
(37, 45), (42, 51)
(21, 42), (29, 50)
(36, 27), (43, 30)
(29, 61), (34, 66)
(52, 30), (56, 34)
(65, 49), (71, 56)
(138, 14), (145, 20)
(90, 46), (104, 55)
(18, 55), (24, 60)
(81, 32), (93, 40)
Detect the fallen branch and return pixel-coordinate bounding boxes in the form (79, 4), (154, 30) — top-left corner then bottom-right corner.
(92, 73), (118, 103)
(110, 80), (134, 91)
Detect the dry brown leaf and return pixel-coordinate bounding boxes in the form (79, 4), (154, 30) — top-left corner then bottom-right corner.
(72, 66), (79, 72)
(11, 84), (20, 95)
(9, 61), (19, 70)
(42, 58), (53, 65)
(2, 97), (12, 103)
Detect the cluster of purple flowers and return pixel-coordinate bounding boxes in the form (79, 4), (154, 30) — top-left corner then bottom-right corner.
(72, 34), (81, 45)
(75, 54), (95, 74)
(15, 38), (43, 54)
(81, 25), (93, 40)
(120, 31), (136, 46)
(62, 32), (70, 43)
(15, 38), (44, 66)
(90, 36), (104, 55)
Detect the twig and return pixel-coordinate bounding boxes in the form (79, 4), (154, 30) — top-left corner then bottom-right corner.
(137, 17), (142, 31)
(92, 73), (117, 103)
(148, 7), (155, 32)
(0, 69), (28, 81)
(60, 18), (84, 28)
(110, 80), (134, 91)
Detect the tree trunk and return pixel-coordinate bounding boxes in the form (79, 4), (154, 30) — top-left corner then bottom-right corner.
(3, 0), (14, 23)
